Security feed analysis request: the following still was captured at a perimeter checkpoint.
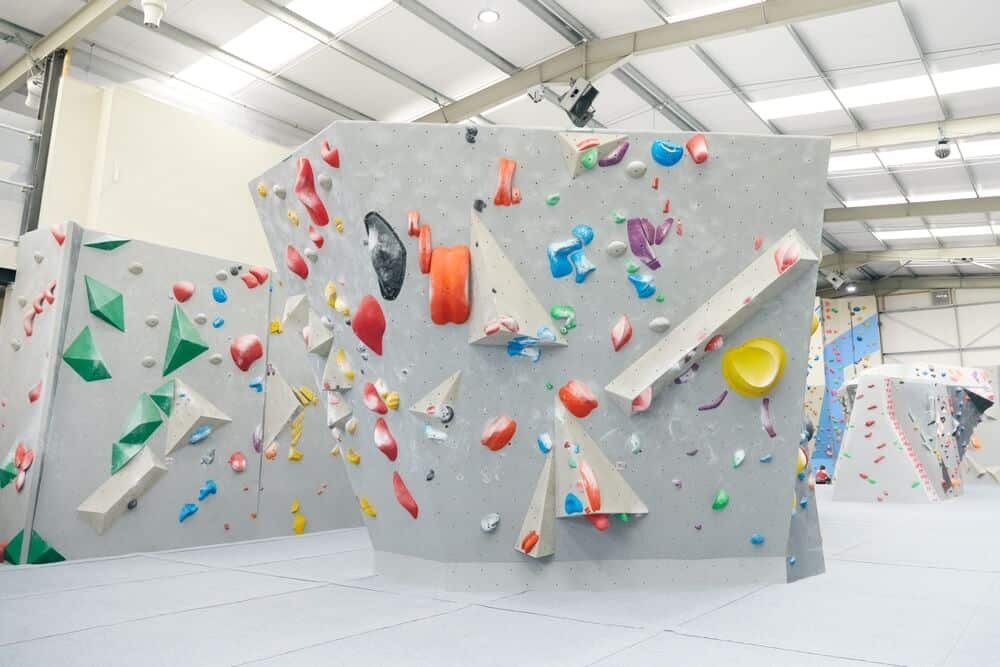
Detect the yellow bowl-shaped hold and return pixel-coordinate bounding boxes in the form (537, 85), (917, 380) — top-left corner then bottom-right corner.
(796, 446), (808, 475)
(288, 445), (303, 461)
(290, 498), (300, 513)
(269, 318), (283, 334)
(385, 391), (400, 410)
(325, 281), (338, 308)
(287, 208), (300, 226)
(345, 447), (361, 464)
(720, 337), (787, 397)
(256, 182), (268, 197)
(359, 495), (377, 517)
(292, 512), (307, 535)
(811, 313), (820, 335)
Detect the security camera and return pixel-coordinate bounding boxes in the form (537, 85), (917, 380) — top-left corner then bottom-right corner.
(819, 269), (845, 290)
(558, 78), (599, 127)
(141, 0), (167, 28)
(935, 138), (951, 159)
(527, 84), (545, 104)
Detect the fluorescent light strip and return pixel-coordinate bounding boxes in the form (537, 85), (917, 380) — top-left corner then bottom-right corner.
(844, 196), (907, 207)
(872, 229), (931, 240)
(665, 0), (762, 23)
(929, 225), (994, 237)
(828, 152), (882, 173)
(907, 191), (975, 203)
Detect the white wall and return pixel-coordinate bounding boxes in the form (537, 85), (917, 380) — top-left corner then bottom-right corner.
(37, 77), (290, 267)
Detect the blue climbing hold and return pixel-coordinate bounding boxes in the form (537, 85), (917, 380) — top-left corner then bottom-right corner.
(799, 496), (809, 509)
(547, 238), (582, 278)
(759, 453), (774, 463)
(212, 286), (228, 303)
(212, 316), (224, 328)
(537, 433), (553, 454)
(569, 250), (595, 283)
(564, 492), (584, 515)
(198, 479), (217, 501)
(189, 424), (213, 444)
(788, 555), (797, 566)
(628, 273), (656, 299)
(750, 533), (765, 545)
(571, 224), (594, 246)
(651, 139), (684, 167)
(249, 377), (264, 392)
(179, 503), (199, 522)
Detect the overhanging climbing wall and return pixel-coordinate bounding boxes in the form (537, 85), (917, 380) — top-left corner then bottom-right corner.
(0, 223), (359, 562)
(834, 364), (994, 503)
(250, 122), (830, 590)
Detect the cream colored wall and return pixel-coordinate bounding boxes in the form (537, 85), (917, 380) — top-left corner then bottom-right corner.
(38, 77), (288, 268)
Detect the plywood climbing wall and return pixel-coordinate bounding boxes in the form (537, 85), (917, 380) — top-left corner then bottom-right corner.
(250, 123), (830, 590)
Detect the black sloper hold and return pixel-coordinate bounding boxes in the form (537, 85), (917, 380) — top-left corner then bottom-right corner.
(364, 211), (407, 301)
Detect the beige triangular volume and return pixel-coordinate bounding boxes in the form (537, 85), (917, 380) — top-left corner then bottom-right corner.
(469, 212), (567, 346)
(261, 369), (303, 446)
(164, 380), (233, 455)
(77, 447), (167, 535)
(553, 400), (648, 518)
(515, 451), (556, 558)
(408, 371), (461, 418)
(282, 294), (309, 330)
(604, 229), (819, 415)
(306, 309), (334, 356)
(325, 390), (353, 429)
(558, 132), (628, 179)
(322, 347), (354, 391)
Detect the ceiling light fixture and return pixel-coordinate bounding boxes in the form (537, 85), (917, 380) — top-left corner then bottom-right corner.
(845, 283), (858, 294)
(477, 9), (500, 23)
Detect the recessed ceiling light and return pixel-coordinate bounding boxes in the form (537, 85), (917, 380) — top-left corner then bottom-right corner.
(478, 9), (500, 23)
(872, 229), (931, 241)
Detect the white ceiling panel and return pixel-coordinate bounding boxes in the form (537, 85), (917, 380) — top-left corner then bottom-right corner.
(942, 90), (1000, 119)
(927, 213), (990, 226)
(794, 3), (919, 71)
(344, 5), (507, 100)
(3, 0), (83, 35)
(971, 162), (1000, 194)
(939, 235), (995, 248)
(829, 231), (884, 251)
(868, 217), (928, 231)
(901, 0), (1000, 53)
(834, 172), (905, 201)
(699, 26), (818, 92)
(86, 16), (201, 76)
(883, 237), (941, 250)
(604, 107), (682, 132)
(850, 97), (943, 130)
(680, 94), (771, 134)
(772, 111), (855, 136)
(235, 79), (339, 133)
(825, 220), (870, 234)
(866, 261), (906, 274)
(166, 0), (267, 47)
(484, 96), (573, 128)
(592, 75), (651, 126)
(632, 48), (728, 102)
(896, 164), (975, 200)
(555, 0), (661, 37)
(416, 0), (568, 68)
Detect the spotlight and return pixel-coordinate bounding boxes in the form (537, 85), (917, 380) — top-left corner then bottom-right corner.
(141, 0), (167, 29)
(558, 78), (599, 128)
(845, 282), (858, 294)
(935, 138), (951, 159)
(477, 9), (500, 23)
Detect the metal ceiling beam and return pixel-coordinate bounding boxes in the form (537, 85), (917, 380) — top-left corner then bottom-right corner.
(415, 0), (891, 123)
(825, 196), (1000, 222)
(0, 0), (130, 97)
(117, 6), (371, 121)
(822, 246), (1000, 271)
(828, 275), (1000, 295)
(831, 112), (1000, 153)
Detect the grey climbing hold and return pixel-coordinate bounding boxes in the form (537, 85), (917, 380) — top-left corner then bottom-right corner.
(607, 241), (627, 257)
(194, 313), (208, 325)
(318, 173), (332, 190)
(480, 513), (500, 532)
(304, 247), (319, 262)
(128, 262), (144, 275)
(215, 270), (228, 281)
(473, 199), (486, 212)
(33, 251), (43, 263)
(16, 296), (27, 307)
(145, 315), (159, 328)
(201, 448), (216, 465)
(10, 338), (22, 351)
(626, 160), (647, 178)
(273, 184), (286, 199)
(141, 356), (156, 368)
(208, 353), (223, 365)
(229, 265), (241, 276)
(649, 317), (671, 333)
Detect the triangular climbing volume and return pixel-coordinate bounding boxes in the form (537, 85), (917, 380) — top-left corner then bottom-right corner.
(83, 235), (130, 251)
(112, 393), (164, 473)
(282, 294), (309, 330)
(148, 380), (175, 415)
(162, 305), (209, 375)
(604, 230), (818, 414)
(4, 529), (65, 565)
(78, 447), (167, 535)
(321, 347), (354, 392)
(557, 132), (628, 179)
(62, 326), (112, 381)
(261, 369), (303, 446)
(515, 451), (556, 558)
(408, 371), (460, 417)
(84, 276), (126, 332)
(164, 380), (232, 455)
(307, 309), (334, 356)
(468, 212), (567, 346)
(553, 400), (648, 518)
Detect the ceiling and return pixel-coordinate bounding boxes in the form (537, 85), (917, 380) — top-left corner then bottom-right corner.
(2, 0), (1000, 285)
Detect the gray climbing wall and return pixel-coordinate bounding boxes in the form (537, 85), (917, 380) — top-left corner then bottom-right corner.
(0, 222), (359, 561)
(250, 121), (830, 590)
(834, 364), (994, 503)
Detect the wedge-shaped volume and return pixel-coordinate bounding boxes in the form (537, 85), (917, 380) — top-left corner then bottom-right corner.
(164, 380), (232, 455)
(162, 305), (209, 375)
(62, 326), (112, 381)
(84, 276), (125, 332)
(322, 347), (354, 391)
(604, 230), (818, 414)
(469, 212), (567, 346)
(78, 446), (168, 535)
(558, 132), (628, 179)
(409, 371), (461, 418)
(515, 451), (556, 558)
(282, 294), (309, 329)
(307, 309), (334, 356)
(4, 529), (64, 564)
(261, 370), (303, 447)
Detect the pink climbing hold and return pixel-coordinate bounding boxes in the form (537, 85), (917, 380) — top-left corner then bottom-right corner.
(362, 382), (388, 414)
(407, 210), (420, 237)
(228, 451), (247, 473)
(686, 133), (709, 164)
(28, 381), (41, 404)
(230, 334), (263, 372)
(704, 335), (724, 352)
(374, 418), (398, 461)
(753, 235), (764, 251)
(240, 273), (260, 289)
(23, 311), (35, 337)
(286, 245), (309, 280)
(249, 267), (269, 284)
(611, 315), (632, 352)
(584, 514), (610, 531)
(631, 386), (652, 413)
(43, 280), (56, 305)
(774, 239), (800, 274)
(294, 157), (329, 227)
(172, 281), (195, 302)
(392, 471), (418, 519)
(352, 295), (385, 355)
(320, 140), (340, 168)
(309, 227), (325, 248)
(51, 224), (66, 246)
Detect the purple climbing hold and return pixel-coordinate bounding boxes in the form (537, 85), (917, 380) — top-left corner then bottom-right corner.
(598, 141), (630, 167)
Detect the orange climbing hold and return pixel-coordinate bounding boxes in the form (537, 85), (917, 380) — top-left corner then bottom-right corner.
(407, 210), (420, 236)
(492, 157), (521, 206)
(392, 471), (419, 519)
(352, 295), (385, 355)
(418, 224), (432, 274)
(481, 415), (517, 451)
(558, 379), (599, 418)
(662, 199), (670, 213)
(320, 140), (340, 168)
(651, 176), (659, 190)
(521, 530), (540, 553)
(286, 245), (309, 279)
(686, 133), (709, 164)
(294, 157), (329, 226)
(428, 245), (470, 325)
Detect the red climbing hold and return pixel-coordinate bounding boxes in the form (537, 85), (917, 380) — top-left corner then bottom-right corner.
(309, 227), (325, 248)
(230, 334), (263, 372)
(392, 471), (418, 519)
(51, 224), (66, 246)
(686, 133), (709, 164)
(493, 158), (520, 206)
(249, 267), (269, 284)
(584, 513), (610, 531)
(662, 199), (670, 214)
(362, 382), (388, 414)
(611, 314), (632, 352)
(294, 157), (330, 227)
(631, 386), (652, 413)
(481, 415), (517, 451)
(28, 381), (41, 404)
(374, 418), (398, 461)
(172, 281), (195, 302)
(418, 224), (432, 274)
(407, 210), (420, 237)
(579, 459), (601, 511)
(521, 530), (540, 553)
(240, 273), (260, 289)
(320, 140), (340, 168)
(559, 380), (599, 418)
(352, 295), (385, 355)
(773, 239), (800, 275)
(286, 245), (309, 280)
(428, 246), (471, 325)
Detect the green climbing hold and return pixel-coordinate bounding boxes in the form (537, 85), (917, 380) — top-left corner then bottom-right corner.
(163, 305), (209, 375)
(625, 261), (639, 274)
(655, 294), (665, 303)
(62, 326), (112, 382)
(4, 529), (65, 564)
(712, 488), (730, 510)
(83, 235), (130, 251)
(149, 380), (175, 415)
(550, 304), (577, 334)
(0, 447), (16, 488)
(546, 193), (560, 206)
(613, 211), (626, 225)
(545, 382), (554, 391)
(617, 513), (630, 522)
(111, 441), (145, 475)
(580, 147), (598, 170)
(85, 276), (125, 332)
(911, 480), (920, 488)
(119, 393), (163, 445)
(866, 476), (877, 485)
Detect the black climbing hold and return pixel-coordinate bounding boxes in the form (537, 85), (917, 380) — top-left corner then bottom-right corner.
(426, 469), (435, 482)
(127, 498), (138, 510)
(473, 199), (486, 212)
(438, 405), (454, 424)
(363, 211), (407, 301)
(465, 126), (478, 144)
(229, 265), (240, 276)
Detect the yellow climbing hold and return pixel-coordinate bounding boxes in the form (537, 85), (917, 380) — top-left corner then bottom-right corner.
(334, 297), (350, 316)
(294, 386), (317, 406)
(385, 391), (400, 410)
(810, 313), (820, 335)
(796, 447), (807, 475)
(287, 208), (300, 226)
(345, 417), (358, 434)
(290, 499), (300, 513)
(721, 337), (787, 397)
(359, 495), (376, 517)
(293, 512), (307, 534)
(333, 216), (344, 233)
(330, 445), (341, 457)
(288, 444), (303, 461)
(336, 349), (355, 380)
(256, 182), (268, 197)
(325, 282), (337, 308)
(346, 448), (361, 464)
(269, 319), (283, 334)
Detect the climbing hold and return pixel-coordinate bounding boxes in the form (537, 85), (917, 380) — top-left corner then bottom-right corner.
(85, 276), (125, 332)
(273, 184), (285, 199)
(364, 211), (407, 300)
(201, 448), (215, 465)
(754, 235), (764, 251)
(304, 247), (318, 262)
(569, 250), (595, 283)
(625, 160), (647, 178)
(721, 337), (786, 397)
(697, 390), (728, 411)
(215, 270), (228, 281)
(193, 313), (208, 325)
(141, 356), (156, 368)
(492, 157), (521, 206)
(229, 334), (263, 372)
(292, 512), (307, 534)
(425, 469), (435, 482)
(749, 533), (765, 545)
(428, 245), (471, 325)
(705, 335), (724, 352)
(212, 317), (224, 329)
(481, 513), (500, 532)
(294, 157), (329, 226)
(286, 245), (309, 279)
(465, 126), (477, 143)
(128, 262), (143, 275)
(761, 397), (777, 438)
(317, 174), (332, 190)
(208, 354), (222, 365)
(392, 471), (418, 519)
(481, 415), (517, 451)
(579, 146), (598, 170)
(627, 218), (661, 270)
(546, 193), (560, 206)
(599, 141), (630, 166)
(712, 488), (730, 510)
(264, 441), (278, 460)
(607, 241), (627, 257)
(797, 446), (808, 474)
(51, 224), (66, 245)
(188, 425), (213, 444)
(362, 382), (388, 413)
(558, 380), (598, 418)
(352, 295), (386, 355)
(287, 209), (300, 226)
(373, 418), (398, 461)
(127, 499), (138, 510)
(550, 304), (576, 334)
(162, 305), (209, 375)
(625, 261), (639, 274)
(732, 449), (746, 468)
(649, 317), (670, 333)
(564, 492), (584, 514)
(212, 286), (227, 303)
(84, 235), (130, 251)
(198, 479), (217, 501)
(359, 496), (377, 517)
(320, 140), (340, 167)
(172, 281), (195, 302)
(473, 198), (486, 212)
(628, 273), (656, 299)
(33, 251), (43, 263)
(546, 238), (581, 279)
(287, 444), (303, 461)
(651, 139), (684, 166)
(773, 238), (801, 274)
(62, 326), (112, 381)
(228, 451), (246, 472)
(256, 182), (268, 197)
(632, 386), (652, 414)
(418, 224), (432, 273)
(611, 314), (632, 351)
(345, 448), (361, 465)
(537, 433), (553, 454)
(179, 503), (199, 522)
(686, 133), (709, 163)
(10, 338), (21, 351)
(760, 453), (773, 463)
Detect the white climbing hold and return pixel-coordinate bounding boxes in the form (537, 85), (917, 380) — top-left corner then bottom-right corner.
(607, 241), (627, 257)
(10, 338), (22, 351)
(317, 173), (332, 190)
(194, 313), (208, 325)
(304, 247), (319, 262)
(626, 160), (647, 178)
(215, 270), (228, 281)
(141, 356), (156, 368)
(480, 513), (501, 532)
(33, 251), (43, 263)
(273, 184), (286, 199)
(208, 353), (223, 365)
(649, 317), (671, 333)
(128, 262), (144, 275)
(320, 315), (334, 330)
(145, 315), (159, 328)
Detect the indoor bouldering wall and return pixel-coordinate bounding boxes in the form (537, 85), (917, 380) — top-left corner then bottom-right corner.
(250, 122), (830, 590)
(0, 223), (360, 562)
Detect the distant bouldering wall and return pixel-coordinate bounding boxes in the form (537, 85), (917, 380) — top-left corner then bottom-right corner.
(0, 223), (359, 562)
(250, 122), (830, 590)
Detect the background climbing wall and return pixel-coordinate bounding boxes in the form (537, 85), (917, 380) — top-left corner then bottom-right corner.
(0, 223), (359, 561)
(804, 298), (825, 431)
(250, 122), (830, 589)
(834, 364), (993, 503)
(813, 296), (881, 473)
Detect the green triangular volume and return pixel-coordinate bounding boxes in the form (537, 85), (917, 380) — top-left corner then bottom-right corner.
(149, 380), (175, 416)
(0, 447), (16, 489)
(162, 305), (209, 376)
(119, 393), (163, 445)
(83, 235), (130, 251)
(110, 441), (145, 474)
(62, 326), (112, 381)
(84, 276), (126, 332)
(4, 529), (65, 564)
